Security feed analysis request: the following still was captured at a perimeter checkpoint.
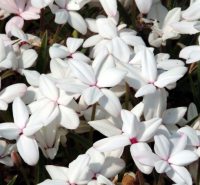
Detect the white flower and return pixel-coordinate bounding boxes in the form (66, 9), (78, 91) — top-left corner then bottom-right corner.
(29, 75), (80, 129)
(148, 8), (181, 47)
(38, 154), (94, 185)
(135, 134), (198, 185)
(49, 0), (88, 34)
(0, 0), (40, 35)
(131, 47), (187, 97)
(83, 17), (145, 63)
(93, 109), (162, 174)
(65, 59), (126, 117)
(0, 97), (41, 165)
(35, 123), (68, 159)
(86, 147), (125, 185)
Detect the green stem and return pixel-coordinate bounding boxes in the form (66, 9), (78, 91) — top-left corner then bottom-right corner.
(19, 166), (30, 185)
(137, 171), (145, 185)
(125, 83), (130, 110)
(196, 159), (200, 185)
(1, 70), (16, 80)
(52, 25), (63, 44)
(157, 174), (163, 185)
(40, 8), (45, 36)
(91, 103), (97, 121)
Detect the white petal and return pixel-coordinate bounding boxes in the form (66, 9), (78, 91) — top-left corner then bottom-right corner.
(39, 75), (58, 101)
(178, 126), (199, 146)
(0, 123), (19, 140)
(93, 135), (130, 152)
(141, 48), (157, 82)
(19, 49), (38, 69)
(135, 0), (152, 14)
(0, 100), (8, 111)
(111, 37), (130, 63)
(12, 97), (29, 129)
(31, 0), (53, 8)
(49, 44), (69, 59)
(99, 88), (121, 117)
(135, 84), (156, 98)
(82, 87), (103, 105)
(59, 105), (79, 129)
(120, 34), (145, 47)
(97, 68), (126, 88)
(187, 103), (198, 121)
(166, 165), (192, 185)
(163, 8), (181, 29)
(179, 45), (200, 64)
(83, 35), (103, 48)
(154, 67), (187, 88)
(17, 135), (39, 166)
(67, 37), (83, 53)
(69, 60), (96, 85)
(85, 18), (98, 33)
(143, 88), (168, 120)
(155, 160), (171, 173)
(99, 0), (117, 16)
(162, 107), (187, 125)
(0, 83), (27, 103)
(169, 150), (198, 165)
(46, 165), (68, 180)
(23, 70), (40, 87)
(154, 135), (170, 160)
(171, 21), (200, 35)
(182, 1), (200, 21)
(130, 143), (157, 174)
(139, 118), (162, 142)
(68, 11), (87, 35)
(88, 119), (122, 137)
(101, 157), (125, 178)
(121, 110), (139, 138)
(54, 9), (68, 24)
(6, 17), (24, 36)
(96, 18), (117, 39)
(170, 134), (187, 155)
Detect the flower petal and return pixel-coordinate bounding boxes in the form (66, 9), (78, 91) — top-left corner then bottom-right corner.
(68, 11), (87, 35)
(169, 150), (198, 165)
(93, 135), (130, 152)
(12, 97), (29, 129)
(39, 75), (58, 101)
(99, 88), (121, 117)
(59, 105), (79, 129)
(162, 107), (187, 125)
(17, 135), (39, 166)
(99, 0), (117, 16)
(66, 37), (83, 53)
(88, 119), (122, 137)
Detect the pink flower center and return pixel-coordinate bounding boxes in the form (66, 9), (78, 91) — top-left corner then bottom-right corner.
(130, 137), (138, 144)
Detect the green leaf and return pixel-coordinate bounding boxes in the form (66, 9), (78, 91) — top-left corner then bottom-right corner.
(36, 31), (49, 73)
(7, 175), (17, 185)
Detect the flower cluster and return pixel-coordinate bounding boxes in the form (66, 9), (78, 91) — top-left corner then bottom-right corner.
(0, 0), (200, 185)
